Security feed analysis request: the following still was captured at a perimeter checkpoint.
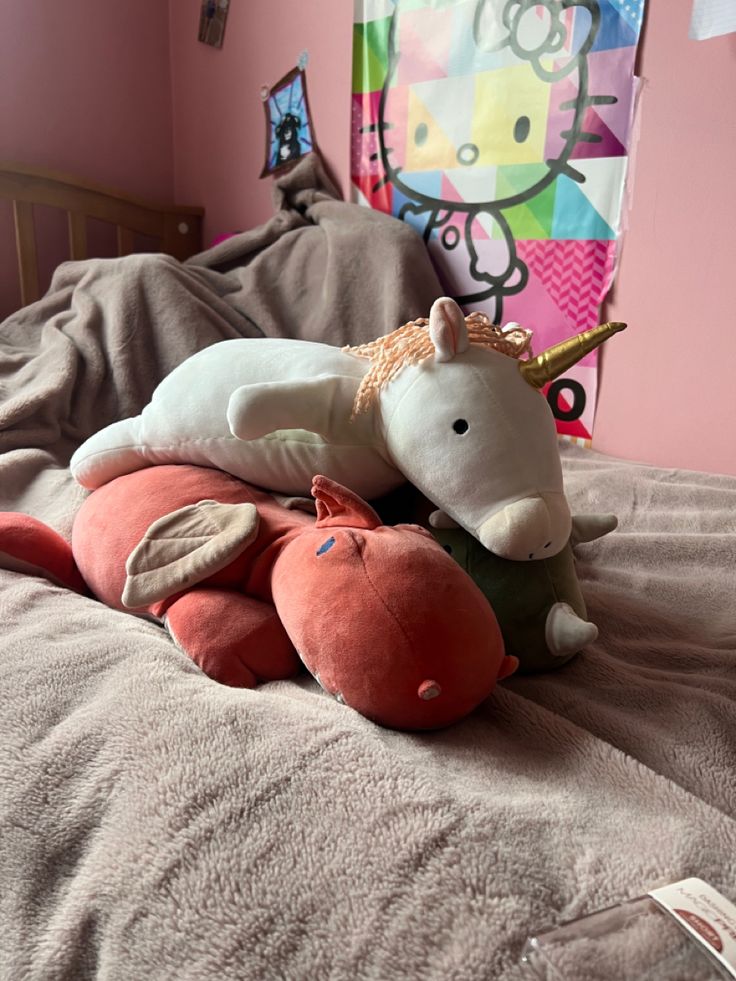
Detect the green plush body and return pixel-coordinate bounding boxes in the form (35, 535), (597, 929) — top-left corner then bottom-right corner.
(373, 473), (616, 676)
(431, 528), (588, 674)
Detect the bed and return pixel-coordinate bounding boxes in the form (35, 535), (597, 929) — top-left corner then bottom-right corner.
(1, 153), (735, 981)
(0, 161), (203, 311)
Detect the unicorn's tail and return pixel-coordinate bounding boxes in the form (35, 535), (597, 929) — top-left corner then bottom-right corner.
(70, 415), (147, 490)
(0, 513), (88, 593)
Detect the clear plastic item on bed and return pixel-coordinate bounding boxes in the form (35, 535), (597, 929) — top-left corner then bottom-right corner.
(522, 877), (736, 980)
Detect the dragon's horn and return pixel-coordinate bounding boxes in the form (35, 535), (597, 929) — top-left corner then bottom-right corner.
(519, 322), (627, 389)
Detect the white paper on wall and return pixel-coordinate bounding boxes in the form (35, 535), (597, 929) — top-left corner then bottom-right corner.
(690, 0), (736, 40)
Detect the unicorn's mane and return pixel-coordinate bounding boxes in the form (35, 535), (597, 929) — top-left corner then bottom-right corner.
(343, 312), (533, 417)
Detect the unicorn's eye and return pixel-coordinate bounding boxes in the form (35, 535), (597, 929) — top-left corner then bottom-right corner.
(414, 122), (428, 146)
(514, 116), (531, 143)
(453, 419), (469, 434)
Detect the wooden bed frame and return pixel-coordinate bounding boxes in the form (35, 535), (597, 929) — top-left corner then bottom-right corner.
(0, 162), (204, 308)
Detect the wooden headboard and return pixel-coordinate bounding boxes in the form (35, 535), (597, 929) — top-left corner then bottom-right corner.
(0, 163), (204, 308)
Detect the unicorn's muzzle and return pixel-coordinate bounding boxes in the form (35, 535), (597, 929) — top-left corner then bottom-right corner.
(476, 493), (571, 561)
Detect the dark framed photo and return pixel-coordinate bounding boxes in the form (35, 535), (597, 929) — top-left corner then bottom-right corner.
(198, 0), (230, 49)
(260, 67), (317, 178)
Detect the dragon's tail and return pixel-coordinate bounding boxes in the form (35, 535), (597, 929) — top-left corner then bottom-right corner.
(0, 513), (88, 594)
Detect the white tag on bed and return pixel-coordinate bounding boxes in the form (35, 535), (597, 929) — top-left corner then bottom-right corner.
(648, 878), (736, 978)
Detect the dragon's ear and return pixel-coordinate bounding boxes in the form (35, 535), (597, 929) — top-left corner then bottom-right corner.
(312, 476), (382, 530)
(429, 297), (469, 363)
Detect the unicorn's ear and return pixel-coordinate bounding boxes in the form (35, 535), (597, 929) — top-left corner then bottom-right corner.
(428, 297), (469, 363)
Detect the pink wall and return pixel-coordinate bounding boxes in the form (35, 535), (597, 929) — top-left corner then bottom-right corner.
(0, 0), (174, 316)
(168, 0), (353, 245)
(597, 3), (736, 476)
(0, 0), (174, 195)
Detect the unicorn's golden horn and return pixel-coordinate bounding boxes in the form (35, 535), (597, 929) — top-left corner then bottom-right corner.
(519, 322), (627, 389)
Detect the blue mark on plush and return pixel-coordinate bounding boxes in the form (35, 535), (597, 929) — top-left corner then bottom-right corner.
(316, 536), (336, 556)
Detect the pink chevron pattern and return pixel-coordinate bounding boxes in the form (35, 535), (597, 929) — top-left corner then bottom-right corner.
(351, 92), (382, 177)
(516, 239), (617, 329)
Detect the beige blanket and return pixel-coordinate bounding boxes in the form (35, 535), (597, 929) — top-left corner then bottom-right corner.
(1, 161), (735, 979)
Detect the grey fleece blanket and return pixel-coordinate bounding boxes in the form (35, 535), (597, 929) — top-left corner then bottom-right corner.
(1, 159), (736, 980)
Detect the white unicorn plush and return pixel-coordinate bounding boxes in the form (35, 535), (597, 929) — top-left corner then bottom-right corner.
(70, 298), (624, 562)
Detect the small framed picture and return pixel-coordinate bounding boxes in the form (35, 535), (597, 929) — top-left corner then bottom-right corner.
(260, 67), (317, 178)
(198, 0), (230, 49)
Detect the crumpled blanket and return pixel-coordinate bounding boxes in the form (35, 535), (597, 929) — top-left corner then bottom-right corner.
(2, 444), (736, 980)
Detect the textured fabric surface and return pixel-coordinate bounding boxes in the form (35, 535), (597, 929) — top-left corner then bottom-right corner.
(2, 157), (736, 978)
(2, 444), (736, 979)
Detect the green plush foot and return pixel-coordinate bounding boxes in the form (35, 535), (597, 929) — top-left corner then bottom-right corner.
(545, 602), (598, 657)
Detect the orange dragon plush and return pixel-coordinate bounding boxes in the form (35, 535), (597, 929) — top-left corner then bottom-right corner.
(0, 465), (515, 731)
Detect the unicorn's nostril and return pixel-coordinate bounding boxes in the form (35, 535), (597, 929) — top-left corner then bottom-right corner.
(457, 143), (479, 166)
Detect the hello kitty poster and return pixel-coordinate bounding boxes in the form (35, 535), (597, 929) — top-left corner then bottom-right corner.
(351, 0), (644, 442)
